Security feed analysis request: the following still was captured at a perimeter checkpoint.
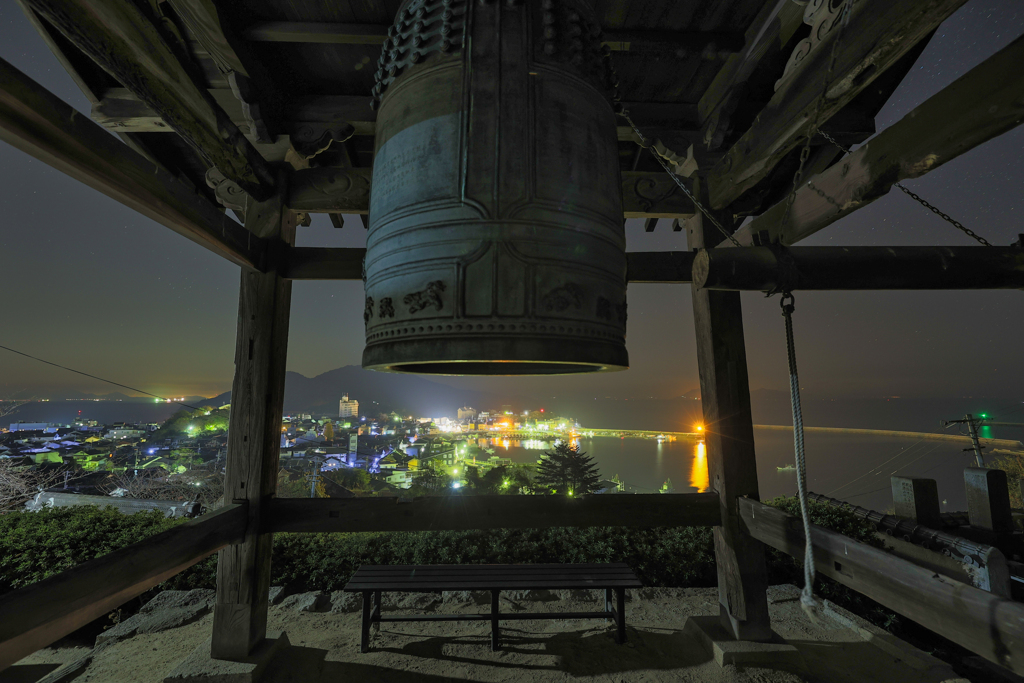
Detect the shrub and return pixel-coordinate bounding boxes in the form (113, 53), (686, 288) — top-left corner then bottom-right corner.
(0, 506), (216, 595)
(0, 496), (892, 633)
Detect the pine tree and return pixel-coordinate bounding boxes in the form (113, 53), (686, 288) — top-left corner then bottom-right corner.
(536, 442), (601, 495)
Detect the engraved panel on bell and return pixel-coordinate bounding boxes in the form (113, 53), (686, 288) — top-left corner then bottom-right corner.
(362, 0), (627, 375)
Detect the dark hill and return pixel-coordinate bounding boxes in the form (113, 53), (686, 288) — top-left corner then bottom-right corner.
(211, 365), (501, 417)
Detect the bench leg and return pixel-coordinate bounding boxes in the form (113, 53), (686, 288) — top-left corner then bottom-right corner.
(615, 588), (626, 644)
(491, 589), (501, 651)
(360, 591), (371, 653)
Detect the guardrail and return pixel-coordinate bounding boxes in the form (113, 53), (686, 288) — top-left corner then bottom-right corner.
(739, 497), (1024, 674)
(0, 503), (247, 670)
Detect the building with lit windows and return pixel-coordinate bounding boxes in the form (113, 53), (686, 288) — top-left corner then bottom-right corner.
(338, 394), (359, 418)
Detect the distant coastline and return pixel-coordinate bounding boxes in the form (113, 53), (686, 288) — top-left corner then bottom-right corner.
(752, 424), (1023, 449)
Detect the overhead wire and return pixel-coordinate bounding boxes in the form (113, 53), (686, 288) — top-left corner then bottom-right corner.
(0, 343), (207, 412)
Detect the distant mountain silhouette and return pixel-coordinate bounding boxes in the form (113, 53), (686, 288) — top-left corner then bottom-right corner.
(210, 365), (503, 417)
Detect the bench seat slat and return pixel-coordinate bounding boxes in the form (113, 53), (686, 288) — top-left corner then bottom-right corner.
(347, 570), (639, 580)
(345, 581), (640, 591)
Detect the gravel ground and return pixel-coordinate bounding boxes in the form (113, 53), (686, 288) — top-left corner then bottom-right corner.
(5, 585), (977, 683)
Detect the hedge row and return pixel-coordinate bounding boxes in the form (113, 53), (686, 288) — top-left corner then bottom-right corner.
(0, 496), (877, 596)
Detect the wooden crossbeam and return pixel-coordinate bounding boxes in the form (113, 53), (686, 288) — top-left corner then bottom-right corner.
(25, 0), (276, 200)
(241, 22), (743, 54)
(281, 246), (364, 280)
(625, 252), (696, 283)
(0, 504), (246, 672)
(282, 249), (699, 283)
(0, 56), (267, 271)
(731, 34), (1024, 246)
(284, 168), (694, 218)
(244, 21), (389, 44)
(89, 89), (669, 145)
(92, 89), (376, 137)
(705, 0), (967, 210)
(693, 246), (1024, 291)
(265, 493), (721, 534)
(740, 498), (1024, 673)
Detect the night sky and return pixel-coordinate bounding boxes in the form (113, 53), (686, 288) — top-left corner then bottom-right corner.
(1, 2), (1022, 403)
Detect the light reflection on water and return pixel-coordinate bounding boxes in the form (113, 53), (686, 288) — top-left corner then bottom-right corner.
(689, 441), (709, 492)
(467, 432), (976, 511)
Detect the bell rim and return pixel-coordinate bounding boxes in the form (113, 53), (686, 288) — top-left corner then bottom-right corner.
(362, 337), (628, 376)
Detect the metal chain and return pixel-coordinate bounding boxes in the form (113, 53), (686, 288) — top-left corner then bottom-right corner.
(620, 112), (742, 248)
(818, 130), (993, 247)
(779, 0), (855, 237)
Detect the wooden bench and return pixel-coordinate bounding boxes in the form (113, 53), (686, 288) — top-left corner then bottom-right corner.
(343, 563), (643, 652)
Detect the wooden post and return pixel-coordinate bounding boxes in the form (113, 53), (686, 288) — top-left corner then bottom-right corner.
(686, 178), (771, 641)
(211, 177), (295, 659)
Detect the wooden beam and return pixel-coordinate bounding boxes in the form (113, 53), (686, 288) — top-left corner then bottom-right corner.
(686, 178), (771, 641)
(285, 168), (693, 218)
(601, 30), (745, 54)
(283, 249), (699, 283)
(732, 34), (1024, 246)
(265, 493), (721, 534)
(698, 0), (806, 150)
(241, 22), (743, 54)
(0, 56), (267, 270)
(244, 21), (389, 45)
(706, 0), (967, 209)
(739, 498), (1024, 674)
(281, 246), (364, 280)
(693, 246), (1024, 291)
(212, 181), (294, 659)
(92, 89), (376, 137)
(625, 251), (696, 284)
(0, 504), (246, 671)
(25, 0), (276, 200)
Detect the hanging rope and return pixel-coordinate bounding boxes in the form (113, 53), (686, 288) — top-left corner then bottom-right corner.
(780, 292), (821, 619)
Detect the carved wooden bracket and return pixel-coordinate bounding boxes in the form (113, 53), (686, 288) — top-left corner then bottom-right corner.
(288, 167), (373, 214)
(228, 72), (274, 143)
(775, 0), (851, 93)
(205, 167), (248, 213)
(621, 171), (695, 218)
(288, 120), (356, 160)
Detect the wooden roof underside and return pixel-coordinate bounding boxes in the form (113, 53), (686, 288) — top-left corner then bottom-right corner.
(15, 0), (979, 237)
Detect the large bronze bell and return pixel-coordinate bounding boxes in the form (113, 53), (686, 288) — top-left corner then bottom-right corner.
(362, 0), (627, 375)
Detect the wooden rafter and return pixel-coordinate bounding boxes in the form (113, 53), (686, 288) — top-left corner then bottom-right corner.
(731, 33), (1024, 247)
(24, 0), (277, 200)
(698, 0), (806, 150)
(705, 0), (967, 210)
(0, 56), (267, 271)
(166, 0), (282, 142)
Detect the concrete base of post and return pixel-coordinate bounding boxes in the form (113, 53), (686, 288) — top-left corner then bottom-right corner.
(684, 616), (801, 668)
(163, 631), (290, 683)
